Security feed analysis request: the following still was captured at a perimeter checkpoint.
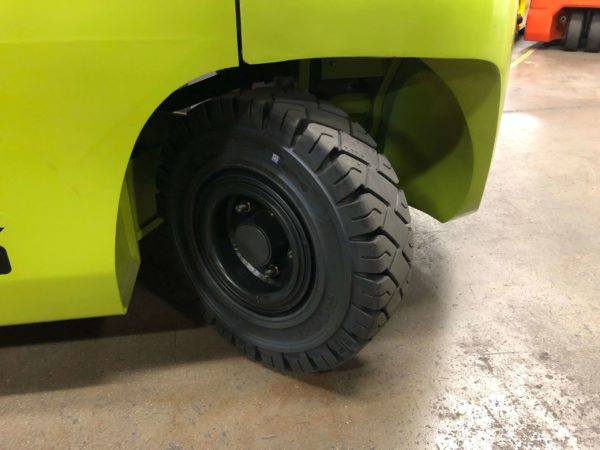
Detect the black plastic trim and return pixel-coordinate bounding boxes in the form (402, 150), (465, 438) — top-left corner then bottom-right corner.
(156, 68), (241, 112)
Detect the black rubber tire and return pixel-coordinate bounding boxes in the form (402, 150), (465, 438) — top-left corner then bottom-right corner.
(156, 89), (413, 372)
(565, 10), (585, 51)
(585, 11), (600, 53)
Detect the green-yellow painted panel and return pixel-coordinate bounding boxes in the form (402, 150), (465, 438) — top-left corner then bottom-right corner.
(0, 1), (238, 325)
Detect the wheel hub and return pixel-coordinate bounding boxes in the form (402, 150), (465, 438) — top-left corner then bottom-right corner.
(233, 223), (272, 269)
(192, 171), (314, 317)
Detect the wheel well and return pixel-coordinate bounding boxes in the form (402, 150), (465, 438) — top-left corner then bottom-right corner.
(127, 58), (399, 238)
(124, 56), (489, 240)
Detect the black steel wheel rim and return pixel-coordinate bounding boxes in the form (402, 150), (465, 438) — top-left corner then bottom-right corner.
(189, 170), (314, 318)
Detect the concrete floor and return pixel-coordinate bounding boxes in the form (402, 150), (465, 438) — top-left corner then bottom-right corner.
(1, 45), (600, 449)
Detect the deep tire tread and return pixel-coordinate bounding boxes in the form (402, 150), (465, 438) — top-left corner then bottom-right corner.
(157, 88), (412, 372)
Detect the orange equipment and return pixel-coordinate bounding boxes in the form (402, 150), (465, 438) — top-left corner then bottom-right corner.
(525, 0), (600, 51)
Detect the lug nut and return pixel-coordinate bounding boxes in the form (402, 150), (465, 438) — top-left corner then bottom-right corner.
(287, 250), (293, 260)
(234, 202), (251, 214)
(264, 265), (279, 278)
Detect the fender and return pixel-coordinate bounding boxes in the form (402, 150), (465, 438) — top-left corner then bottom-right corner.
(240, 0), (517, 221)
(0, 0), (238, 325)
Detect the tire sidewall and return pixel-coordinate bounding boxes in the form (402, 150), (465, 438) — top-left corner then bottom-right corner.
(165, 127), (353, 353)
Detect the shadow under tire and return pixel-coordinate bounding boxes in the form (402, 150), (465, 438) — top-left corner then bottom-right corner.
(156, 89), (413, 372)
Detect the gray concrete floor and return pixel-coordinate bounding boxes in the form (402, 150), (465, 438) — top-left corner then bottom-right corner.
(1, 44), (600, 449)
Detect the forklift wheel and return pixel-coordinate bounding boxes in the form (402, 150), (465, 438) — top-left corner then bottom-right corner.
(565, 10), (585, 51)
(156, 89), (413, 372)
(585, 11), (600, 53)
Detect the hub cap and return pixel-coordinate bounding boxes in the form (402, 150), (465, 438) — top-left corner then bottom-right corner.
(191, 170), (313, 317)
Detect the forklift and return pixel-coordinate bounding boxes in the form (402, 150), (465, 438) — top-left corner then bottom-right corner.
(517, 0), (531, 32)
(525, 0), (600, 51)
